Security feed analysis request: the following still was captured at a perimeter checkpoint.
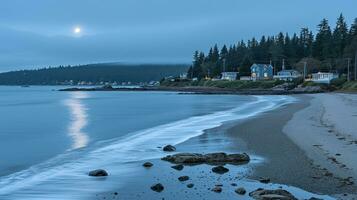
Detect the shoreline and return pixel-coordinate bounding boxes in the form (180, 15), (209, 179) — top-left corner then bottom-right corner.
(58, 86), (325, 95)
(283, 93), (357, 198)
(228, 95), (356, 199)
(95, 94), (356, 200)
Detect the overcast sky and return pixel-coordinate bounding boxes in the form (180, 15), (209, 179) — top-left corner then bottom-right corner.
(0, 0), (356, 72)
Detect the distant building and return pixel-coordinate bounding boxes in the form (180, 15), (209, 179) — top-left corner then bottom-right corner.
(179, 73), (188, 79)
(240, 76), (252, 81)
(250, 64), (273, 81)
(274, 70), (302, 81)
(311, 72), (339, 84)
(221, 72), (238, 81)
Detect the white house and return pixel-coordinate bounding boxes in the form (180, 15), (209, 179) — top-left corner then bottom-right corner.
(179, 73), (188, 79)
(221, 72), (238, 81)
(311, 72), (339, 84)
(273, 70), (302, 81)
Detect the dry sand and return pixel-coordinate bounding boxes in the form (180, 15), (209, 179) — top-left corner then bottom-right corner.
(284, 93), (357, 199)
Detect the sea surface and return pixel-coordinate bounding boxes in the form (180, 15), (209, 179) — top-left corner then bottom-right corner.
(0, 86), (332, 199)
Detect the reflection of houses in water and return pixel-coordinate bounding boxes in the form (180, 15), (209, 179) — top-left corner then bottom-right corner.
(64, 92), (89, 149)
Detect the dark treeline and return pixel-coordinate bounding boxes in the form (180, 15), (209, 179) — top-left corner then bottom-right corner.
(0, 63), (189, 85)
(188, 14), (357, 79)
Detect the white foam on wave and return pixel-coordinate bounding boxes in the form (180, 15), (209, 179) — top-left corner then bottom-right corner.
(0, 95), (296, 199)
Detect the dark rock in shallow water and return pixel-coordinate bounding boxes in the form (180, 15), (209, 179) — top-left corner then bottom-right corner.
(249, 188), (298, 200)
(211, 165), (229, 174)
(163, 153), (205, 164)
(259, 177), (270, 183)
(187, 183), (194, 188)
(171, 164), (184, 171)
(163, 145), (176, 152)
(151, 183), (164, 192)
(205, 152), (249, 163)
(161, 152), (250, 165)
(88, 169), (108, 177)
(211, 186), (222, 193)
(178, 176), (189, 181)
(143, 162), (153, 168)
(235, 187), (246, 195)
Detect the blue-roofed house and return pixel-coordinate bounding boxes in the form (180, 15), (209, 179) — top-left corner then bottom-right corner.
(250, 63), (274, 81)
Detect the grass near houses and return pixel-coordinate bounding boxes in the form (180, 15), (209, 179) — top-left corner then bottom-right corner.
(161, 76), (357, 92)
(160, 79), (285, 90)
(340, 81), (357, 92)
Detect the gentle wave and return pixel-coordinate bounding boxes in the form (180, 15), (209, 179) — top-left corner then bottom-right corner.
(0, 95), (295, 199)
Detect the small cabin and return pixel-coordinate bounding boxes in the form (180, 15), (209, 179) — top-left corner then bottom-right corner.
(311, 72), (338, 84)
(274, 70), (302, 81)
(250, 64), (273, 81)
(240, 76), (252, 81)
(179, 73), (188, 79)
(221, 72), (238, 81)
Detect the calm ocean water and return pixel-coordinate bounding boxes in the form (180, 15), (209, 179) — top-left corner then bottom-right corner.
(0, 86), (332, 199)
(0, 86), (259, 175)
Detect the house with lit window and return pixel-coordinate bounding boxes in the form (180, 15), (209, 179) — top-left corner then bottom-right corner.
(274, 70), (302, 81)
(250, 63), (273, 81)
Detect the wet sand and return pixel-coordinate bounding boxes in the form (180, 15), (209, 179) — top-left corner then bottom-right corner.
(95, 94), (356, 200)
(229, 95), (356, 199)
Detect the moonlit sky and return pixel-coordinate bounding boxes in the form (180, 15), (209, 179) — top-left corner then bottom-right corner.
(0, 0), (356, 72)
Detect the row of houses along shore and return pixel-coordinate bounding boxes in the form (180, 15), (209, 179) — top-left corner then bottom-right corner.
(181, 60), (344, 84)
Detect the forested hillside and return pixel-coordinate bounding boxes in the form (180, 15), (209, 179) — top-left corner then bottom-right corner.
(0, 63), (189, 85)
(188, 14), (357, 79)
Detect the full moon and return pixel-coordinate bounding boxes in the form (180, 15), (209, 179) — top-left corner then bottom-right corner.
(74, 27), (81, 34)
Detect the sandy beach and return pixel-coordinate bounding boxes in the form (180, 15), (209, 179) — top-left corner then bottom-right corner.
(94, 93), (357, 200)
(284, 93), (357, 199)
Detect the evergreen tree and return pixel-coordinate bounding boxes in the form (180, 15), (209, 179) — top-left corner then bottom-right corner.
(299, 28), (314, 57)
(333, 14), (348, 58)
(212, 45), (220, 62)
(192, 51), (203, 78)
(313, 18), (333, 61)
(186, 14), (357, 79)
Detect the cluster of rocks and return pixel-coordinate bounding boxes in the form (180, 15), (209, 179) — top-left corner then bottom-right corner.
(87, 145), (321, 200)
(292, 85), (323, 93)
(272, 83), (293, 91)
(161, 152), (250, 165)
